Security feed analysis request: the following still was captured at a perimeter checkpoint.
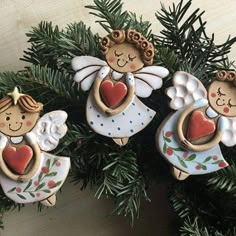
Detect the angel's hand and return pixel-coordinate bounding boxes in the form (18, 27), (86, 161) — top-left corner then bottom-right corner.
(17, 175), (30, 183)
(180, 139), (193, 150)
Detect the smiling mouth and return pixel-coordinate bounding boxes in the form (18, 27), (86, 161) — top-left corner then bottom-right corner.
(117, 59), (128, 68)
(9, 123), (23, 131)
(216, 98), (225, 106)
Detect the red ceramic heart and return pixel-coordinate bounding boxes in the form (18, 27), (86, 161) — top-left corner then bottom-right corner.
(100, 80), (128, 108)
(187, 110), (216, 141)
(3, 145), (33, 174)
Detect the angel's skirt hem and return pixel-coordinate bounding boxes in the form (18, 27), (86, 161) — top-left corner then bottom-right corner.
(0, 152), (70, 203)
(157, 109), (228, 175)
(86, 95), (155, 138)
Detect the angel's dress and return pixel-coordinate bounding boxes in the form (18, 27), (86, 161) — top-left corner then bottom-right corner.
(0, 136), (70, 204)
(86, 71), (156, 138)
(157, 99), (229, 175)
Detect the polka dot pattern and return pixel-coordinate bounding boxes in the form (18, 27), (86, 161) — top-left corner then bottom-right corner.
(86, 95), (155, 138)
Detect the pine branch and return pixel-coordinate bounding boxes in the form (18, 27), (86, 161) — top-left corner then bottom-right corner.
(21, 65), (78, 109)
(57, 22), (101, 71)
(113, 176), (149, 226)
(180, 217), (224, 236)
(155, 0), (236, 79)
(86, 0), (129, 32)
(206, 162), (236, 194)
(95, 150), (139, 198)
(127, 13), (152, 40)
(21, 22), (61, 69)
(0, 188), (21, 229)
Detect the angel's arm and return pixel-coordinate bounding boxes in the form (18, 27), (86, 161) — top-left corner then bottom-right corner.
(17, 133), (41, 182)
(93, 70), (135, 116)
(0, 133), (41, 182)
(177, 99), (225, 151)
(0, 135), (18, 180)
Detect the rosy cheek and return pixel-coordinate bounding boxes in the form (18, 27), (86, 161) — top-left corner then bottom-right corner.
(223, 107), (229, 113)
(211, 93), (216, 97)
(108, 57), (115, 63)
(0, 122), (6, 128)
(130, 64), (136, 71)
(26, 121), (33, 127)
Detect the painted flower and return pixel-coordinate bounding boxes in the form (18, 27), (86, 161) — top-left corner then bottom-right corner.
(195, 165), (201, 170)
(166, 147), (173, 156)
(48, 180), (56, 188)
(55, 161), (61, 167)
(165, 131), (173, 137)
(218, 162), (227, 168)
(42, 166), (49, 174)
(16, 187), (22, 193)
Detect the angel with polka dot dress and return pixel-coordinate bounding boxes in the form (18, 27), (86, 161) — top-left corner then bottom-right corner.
(156, 71), (236, 180)
(72, 29), (169, 146)
(0, 88), (70, 206)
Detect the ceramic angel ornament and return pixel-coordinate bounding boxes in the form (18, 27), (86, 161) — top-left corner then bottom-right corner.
(156, 71), (236, 180)
(0, 88), (70, 206)
(72, 29), (169, 146)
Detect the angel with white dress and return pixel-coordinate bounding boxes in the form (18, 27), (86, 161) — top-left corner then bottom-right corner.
(156, 71), (236, 180)
(0, 87), (70, 206)
(72, 29), (169, 146)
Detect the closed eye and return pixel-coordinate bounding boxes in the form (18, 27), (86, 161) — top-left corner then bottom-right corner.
(217, 87), (226, 97)
(114, 50), (123, 57)
(227, 99), (236, 108)
(128, 54), (136, 61)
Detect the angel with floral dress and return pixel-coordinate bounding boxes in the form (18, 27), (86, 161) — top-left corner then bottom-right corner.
(0, 88), (70, 206)
(156, 71), (236, 180)
(72, 29), (169, 146)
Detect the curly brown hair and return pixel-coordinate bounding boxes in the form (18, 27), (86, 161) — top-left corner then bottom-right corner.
(216, 70), (236, 86)
(0, 95), (43, 113)
(101, 29), (155, 65)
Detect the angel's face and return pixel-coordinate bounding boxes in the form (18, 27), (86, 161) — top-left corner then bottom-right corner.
(208, 80), (236, 117)
(0, 104), (39, 137)
(105, 42), (144, 73)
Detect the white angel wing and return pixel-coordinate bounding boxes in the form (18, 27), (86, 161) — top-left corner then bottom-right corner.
(30, 111), (68, 151)
(221, 117), (236, 147)
(134, 66), (169, 97)
(166, 71), (207, 110)
(72, 56), (107, 91)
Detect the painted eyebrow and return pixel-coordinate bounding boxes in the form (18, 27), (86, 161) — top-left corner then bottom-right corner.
(5, 113), (12, 115)
(20, 111), (26, 113)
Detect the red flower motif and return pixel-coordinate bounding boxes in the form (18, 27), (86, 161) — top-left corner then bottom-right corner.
(218, 162), (227, 168)
(36, 193), (41, 197)
(34, 181), (39, 186)
(48, 180), (56, 188)
(165, 131), (173, 137)
(55, 161), (61, 167)
(195, 165), (201, 170)
(166, 148), (173, 156)
(212, 155), (218, 160)
(16, 187), (22, 193)
(183, 152), (189, 159)
(42, 166), (49, 174)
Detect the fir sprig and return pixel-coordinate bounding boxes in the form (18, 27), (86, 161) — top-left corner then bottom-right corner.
(22, 22), (61, 69)
(155, 0), (236, 80)
(85, 0), (129, 32)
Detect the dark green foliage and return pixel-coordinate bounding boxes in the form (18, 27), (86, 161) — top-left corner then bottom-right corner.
(0, 0), (235, 234)
(155, 0), (236, 81)
(85, 0), (129, 32)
